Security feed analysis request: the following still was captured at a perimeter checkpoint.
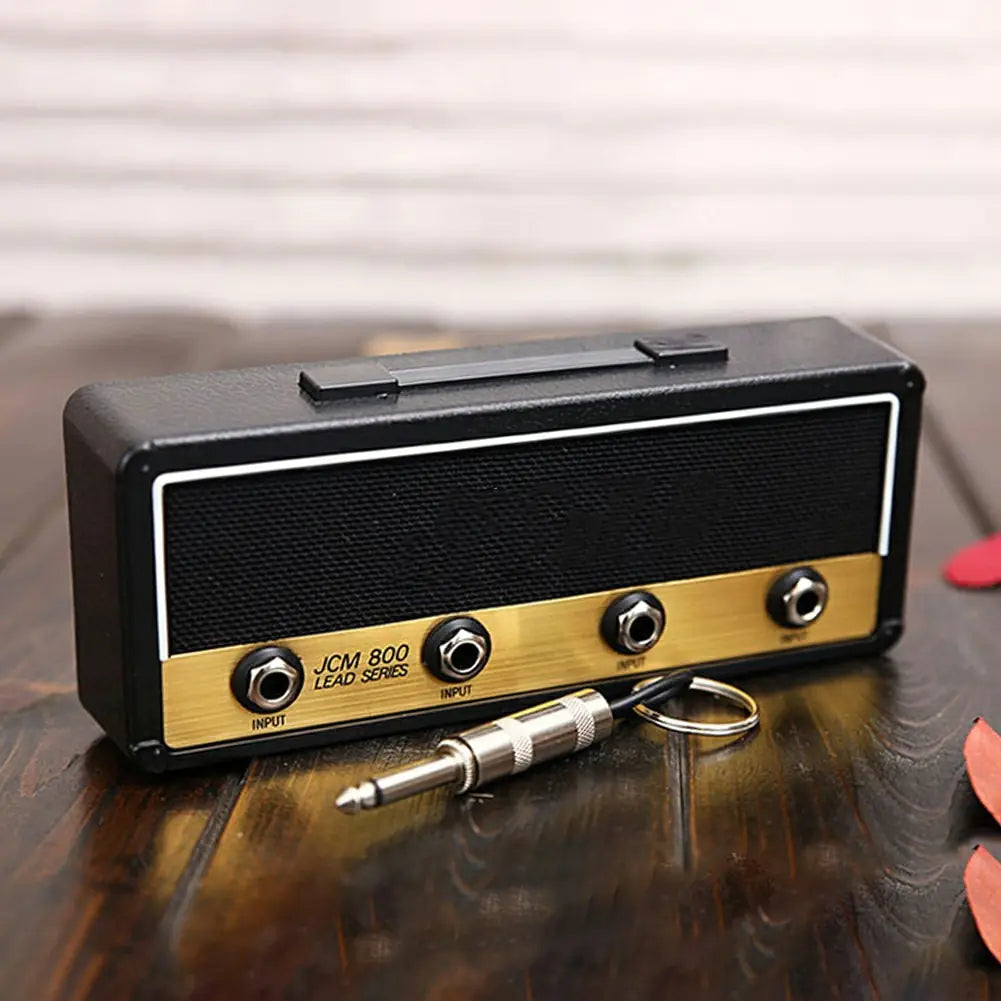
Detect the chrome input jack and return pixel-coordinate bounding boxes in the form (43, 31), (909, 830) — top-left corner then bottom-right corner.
(423, 617), (492, 683)
(767, 567), (829, 628)
(601, 591), (666, 656)
(231, 646), (305, 713)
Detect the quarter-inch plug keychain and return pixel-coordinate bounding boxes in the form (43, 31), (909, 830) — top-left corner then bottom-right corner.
(335, 671), (759, 814)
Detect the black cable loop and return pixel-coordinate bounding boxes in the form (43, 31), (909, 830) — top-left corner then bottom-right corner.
(608, 670), (694, 718)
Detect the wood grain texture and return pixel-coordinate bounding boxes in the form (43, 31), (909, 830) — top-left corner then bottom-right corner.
(9, 120), (1001, 192)
(1, 317), (1001, 999)
(0, 311), (237, 559)
(0, 313), (249, 1001)
(15, 253), (1001, 323)
(4, 0), (1001, 44)
(7, 41), (1001, 118)
(3, 2), (1001, 320)
(888, 322), (1001, 538)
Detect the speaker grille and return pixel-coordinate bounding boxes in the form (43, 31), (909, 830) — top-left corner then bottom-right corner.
(163, 403), (890, 655)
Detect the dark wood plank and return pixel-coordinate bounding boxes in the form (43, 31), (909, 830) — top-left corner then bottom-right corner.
(0, 310), (239, 560)
(226, 318), (596, 369)
(0, 507), (250, 1001)
(0, 313), (246, 1001)
(0, 307), (32, 347)
(229, 318), (448, 367)
(887, 321), (1001, 538)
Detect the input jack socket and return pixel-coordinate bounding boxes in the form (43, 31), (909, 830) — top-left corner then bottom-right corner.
(767, 567), (829, 629)
(231, 646), (305, 714)
(423, 617), (492, 683)
(601, 591), (666, 656)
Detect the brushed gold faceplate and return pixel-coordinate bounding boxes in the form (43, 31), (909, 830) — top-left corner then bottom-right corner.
(161, 553), (880, 749)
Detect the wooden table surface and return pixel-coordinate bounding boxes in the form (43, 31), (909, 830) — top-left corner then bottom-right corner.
(1, 315), (998, 1001)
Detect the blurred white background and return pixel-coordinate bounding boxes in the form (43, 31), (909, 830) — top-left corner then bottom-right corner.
(2, 0), (1001, 325)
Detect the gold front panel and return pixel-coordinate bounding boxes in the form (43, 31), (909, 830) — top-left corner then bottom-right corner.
(161, 553), (881, 749)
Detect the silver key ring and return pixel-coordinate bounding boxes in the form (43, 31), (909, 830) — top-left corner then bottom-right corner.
(631, 675), (760, 736)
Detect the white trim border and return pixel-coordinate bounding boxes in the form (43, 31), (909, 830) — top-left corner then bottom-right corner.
(152, 392), (901, 662)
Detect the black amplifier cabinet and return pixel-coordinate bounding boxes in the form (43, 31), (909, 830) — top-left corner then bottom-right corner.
(63, 318), (923, 771)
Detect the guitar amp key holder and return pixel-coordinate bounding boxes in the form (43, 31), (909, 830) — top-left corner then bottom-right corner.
(63, 317), (923, 771)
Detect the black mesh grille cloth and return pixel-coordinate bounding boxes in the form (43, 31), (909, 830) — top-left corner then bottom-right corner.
(163, 403), (889, 654)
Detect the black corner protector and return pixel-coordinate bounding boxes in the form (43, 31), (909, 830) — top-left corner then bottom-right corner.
(902, 365), (927, 394)
(881, 618), (903, 638)
(634, 335), (729, 366)
(131, 740), (169, 773)
(299, 361), (399, 403)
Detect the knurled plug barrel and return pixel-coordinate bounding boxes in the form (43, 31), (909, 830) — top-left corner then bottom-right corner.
(335, 689), (615, 813)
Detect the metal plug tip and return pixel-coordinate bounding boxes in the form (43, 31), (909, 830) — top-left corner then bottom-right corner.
(336, 779), (379, 814)
(335, 787), (363, 814)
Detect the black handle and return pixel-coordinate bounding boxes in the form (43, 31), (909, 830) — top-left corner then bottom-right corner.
(299, 334), (727, 402)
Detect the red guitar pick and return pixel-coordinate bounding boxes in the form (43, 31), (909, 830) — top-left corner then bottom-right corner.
(943, 534), (1001, 589)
